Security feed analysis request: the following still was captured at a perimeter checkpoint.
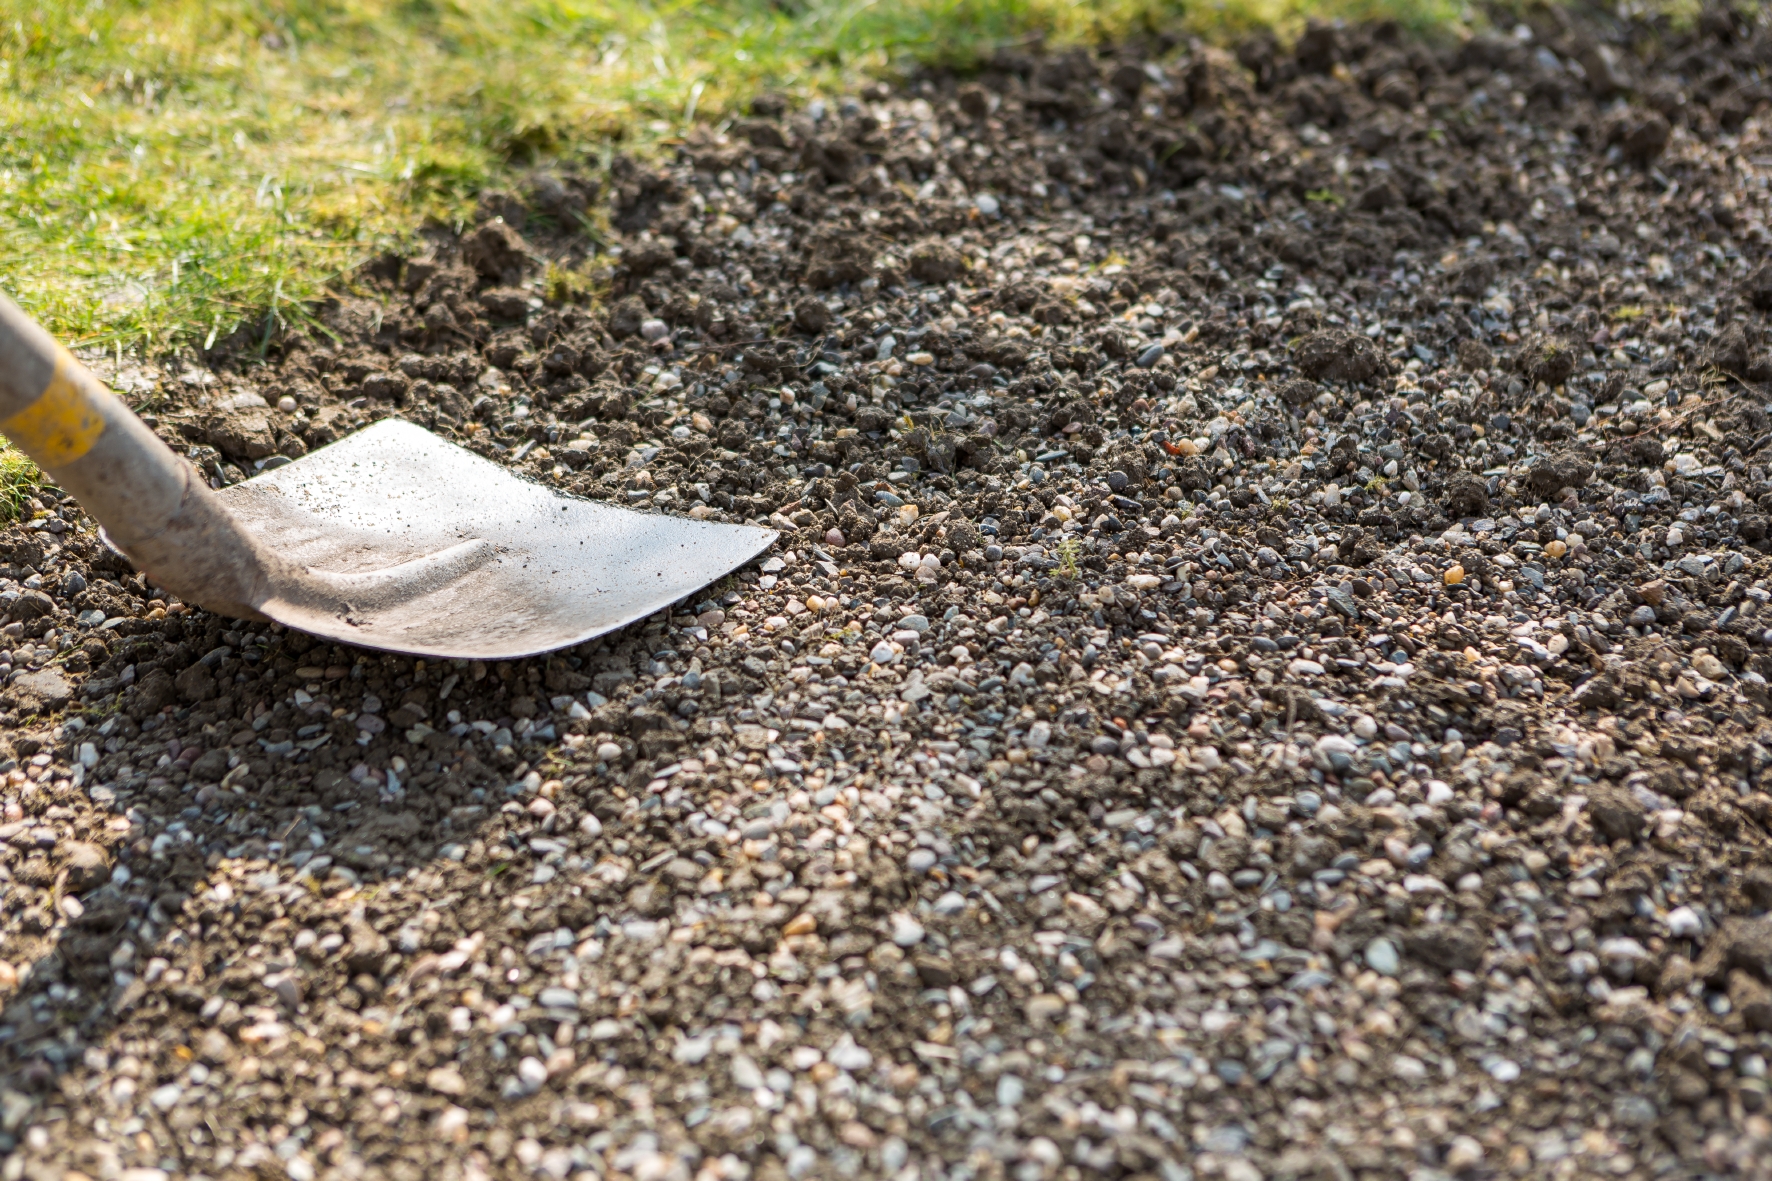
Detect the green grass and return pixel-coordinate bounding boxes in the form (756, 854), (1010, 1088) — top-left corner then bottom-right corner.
(0, 445), (45, 523)
(1055, 536), (1081, 579)
(2, 0), (1468, 358)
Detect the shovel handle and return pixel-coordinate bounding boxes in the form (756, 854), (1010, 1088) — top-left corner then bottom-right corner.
(0, 293), (280, 619)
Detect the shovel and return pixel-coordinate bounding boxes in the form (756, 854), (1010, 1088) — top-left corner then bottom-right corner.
(0, 294), (776, 659)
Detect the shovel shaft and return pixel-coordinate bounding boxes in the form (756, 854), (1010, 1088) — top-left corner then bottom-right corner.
(0, 293), (280, 618)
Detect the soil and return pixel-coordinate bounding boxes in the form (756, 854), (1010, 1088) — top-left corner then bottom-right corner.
(7, 5), (1772, 1180)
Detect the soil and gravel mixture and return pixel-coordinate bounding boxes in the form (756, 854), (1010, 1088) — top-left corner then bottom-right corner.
(9, 5), (1772, 1180)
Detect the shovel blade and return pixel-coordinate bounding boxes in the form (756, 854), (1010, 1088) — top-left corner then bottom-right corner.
(217, 419), (776, 659)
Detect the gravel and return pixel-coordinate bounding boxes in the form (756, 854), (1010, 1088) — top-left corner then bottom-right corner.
(6, 7), (1772, 1180)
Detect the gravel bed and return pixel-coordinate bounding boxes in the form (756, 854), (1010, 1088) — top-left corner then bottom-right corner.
(6, 7), (1772, 1180)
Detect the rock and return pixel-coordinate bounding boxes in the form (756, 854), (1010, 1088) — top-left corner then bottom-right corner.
(175, 662), (217, 704)
(1665, 904), (1708, 936)
(606, 295), (648, 339)
(1629, 436), (1665, 467)
(1695, 916), (1772, 983)
(1730, 970), (1772, 1032)
(1445, 1136), (1485, 1173)
(624, 242), (676, 277)
(1365, 937), (1400, 977)
(1587, 787), (1646, 842)
(908, 243), (964, 283)
(913, 955), (954, 987)
(1744, 866), (1772, 910)
(427, 1066), (468, 1096)
(1526, 453), (1593, 498)
(345, 918), (391, 976)
(827, 1037), (872, 1072)
(1293, 329), (1386, 384)
(1456, 339), (1494, 370)
(889, 914), (926, 947)
(206, 410), (279, 461)
(802, 229), (876, 288)
(12, 669), (71, 714)
(1669, 1066), (1711, 1104)
(7, 590), (55, 622)
(1580, 43), (1632, 97)
(1444, 473), (1489, 518)
(1402, 923), (1485, 972)
(188, 748), (230, 783)
(626, 879), (673, 918)
(1513, 334), (1579, 387)
(1277, 378), (1318, 406)
(461, 219), (531, 285)
(60, 841), (111, 892)
(128, 667), (178, 719)
(1294, 20), (1340, 71)
(1606, 107), (1670, 162)
(1357, 177), (1403, 211)
(479, 288), (531, 321)
(1659, 955), (1696, 996)
(1743, 261), (1772, 312)
(794, 298), (833, 334)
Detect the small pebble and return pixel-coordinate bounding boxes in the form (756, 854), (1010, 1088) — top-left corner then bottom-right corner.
(890, 914), (926, 947)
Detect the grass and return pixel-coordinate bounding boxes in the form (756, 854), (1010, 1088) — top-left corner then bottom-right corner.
(1055, 536), (1081, 579)
(2, 0), (1471, 360)
(0, 446), (45, 523)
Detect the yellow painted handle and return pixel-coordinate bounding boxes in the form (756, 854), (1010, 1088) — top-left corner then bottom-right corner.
(0, 292), (279, 619)
(0, 346), (109, 468)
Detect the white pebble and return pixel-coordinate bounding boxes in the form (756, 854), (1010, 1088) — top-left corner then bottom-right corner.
(829, 1036), (873, 1072)
(933, 891), (967, 915)
(1666, 905), (1703, 938)
(890, 913), (926, 947)
(674, 1035), (713, 1065)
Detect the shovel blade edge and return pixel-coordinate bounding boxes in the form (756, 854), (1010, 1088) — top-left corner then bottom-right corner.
(217, 419), (777, 659)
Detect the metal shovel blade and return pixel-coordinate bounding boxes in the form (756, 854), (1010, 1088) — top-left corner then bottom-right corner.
(217, 419), (777, 660)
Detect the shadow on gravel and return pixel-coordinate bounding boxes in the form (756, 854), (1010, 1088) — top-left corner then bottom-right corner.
(0, 610), (607, 1080)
